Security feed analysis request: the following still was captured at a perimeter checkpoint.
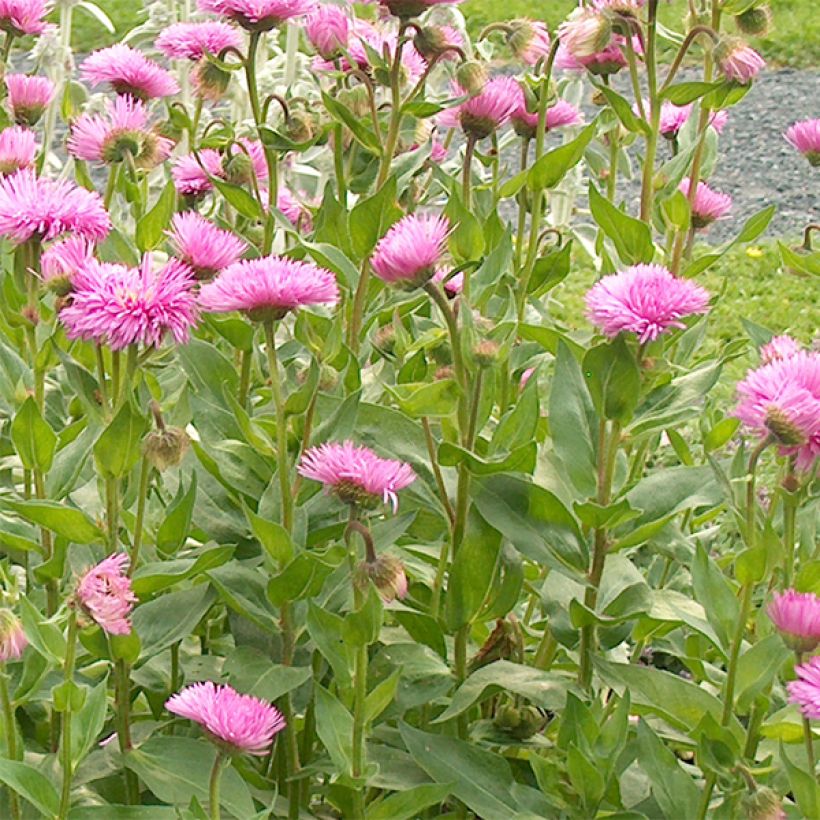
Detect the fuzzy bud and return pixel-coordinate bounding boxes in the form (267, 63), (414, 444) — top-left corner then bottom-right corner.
(456, 61), (489, 96)
(735, 6), (772, 37)
(193, 59), (232, 101)
(285, 112), (316, 145)
(222, 151), (255, 185)
(355, 555), (408, 602)
(414, 26), (454, 61)
(473, 340), (500, 368)
(765, 408), (807, 447)
(373, 324), (397, 356)
(337, 86), (370, 120)
(435, 365), (454, 381)
(742, 787), (785, 820)
(143, 427), (191, 471)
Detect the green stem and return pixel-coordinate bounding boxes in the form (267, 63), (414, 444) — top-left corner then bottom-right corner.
(462, 135), (476, 210)
(333, 123), (347, 206)
(745, 437), (771, 549)
(114, 658), (139, 803)
(607, 127), (619, 201)
(514, 138), (530, 270)
(128, 457), (151, 577)
(58, 612), (79, 820)
(375, 22), (409, 190)
(348, 257), (372, 355)
(105, 477), (120, 555)
(639, 0), (660, 222)
(782, 471), (798, 588)
(238, 348), (252, 408)
(95, 345), (111, 418)
(351, 642), (368, 780)
(422, 417), (454, 526)
(722, 583), (752, 724)
(103, 164), (119, 210)
(0, 672), (20, 820)
(208, 753), (226, 820)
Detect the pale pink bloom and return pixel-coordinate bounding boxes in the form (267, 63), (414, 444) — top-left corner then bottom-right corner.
(438, 77), (521, 139)
(768, 590), (820, 653)
(785, 119), (820, 167)
(433, 268), (463, 296)
(716, 39), (764, 83)
(371, 213), (449, 287)
(512, 84), (583, 139)
(172, 149), (224, 196)
(277, 186), (312, 232)
(555, 37), (635, 76)
(761, 335), (802, 364)
(298, 440), (416, 511)
(305, 4), (350, 60)
(0, 0), (50, 36)
(60, 257), (199, 349)
(76, 554), (136, 636)
(558, 7), (611, 59)
(166, 681), (285, 755)
(5, 74), (54, 126)
(734, 351), (820, 468)
(709, 110), (728, 133)
(510, 20), (551, 65)
(658, 101), (691, 137)
(156, 20), (243, 60)
(166, 212), (246, 279)
(41, 237), (95, 294)
(585, 263), (710, 344)
(0, 126), (38, 174)
(679, 177), (732, 229)
(199, 256), (339, 319)
(197, 0), (316, 31)
(0, 609), (27, 662)
(68, 96), (172, 169)
(519, 366), (536, 391)
(0, 169), (110, 245)
(80, 45), (180, 100)
(430, 139), (447, 163)
(789, 657), (820, 720)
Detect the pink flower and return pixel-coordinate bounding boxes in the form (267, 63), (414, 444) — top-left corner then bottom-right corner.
(430, 139), (447, 163)
(761, 335), (802, 365)
(60, 257), (199, 349)
(438, 77), (520, 139)
(585, 263), (710, 343)
(76, 554), (136, 636)
(0, 0), (50, 36)
(68, 96), (172, 169)
(512, 84), (583, 139)
(433, 268), (463, 296)
(172, 149), (224, 197)
(5, 74), (54, 126)
(80, 45), (180, 100)
(709, 110), (729, 134)
(41, 237), (95, 295)
(371, 213), (449, 288)
(558, 7), (611, 59)
(734, 351), (820, 468)
(716, 39), (764, 83)
(509, 20), (551, 65)
(768, 590), (820, 653)
(199, 256), (339, 320)
(785, 119), (820, 167)
(305, 4), (350, 60)
(166, 681), (285, 755)
(679, 177), (732, 229)
(156, 21), (243, 60)
(0, 126), (38, 174)
(166, 212), (246, 279)
(657, 101), (692, 137)
(298, 440), (416, 511)
(789, 656), (820, 720)
(197, 0), (316, 31)
(277, 186), (312, 232)
(0, 169), (111, 245)
(519, 366), (536, 391)
(0, 609), (27, 662)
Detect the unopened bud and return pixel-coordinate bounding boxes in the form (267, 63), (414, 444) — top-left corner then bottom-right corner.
(456, 61), (489, 96)
(435, 365), (454, 381)
(285, 112), (316, 144)
(373, 324), (397, 355)
(21, 305), (38, 326)
(355, 555), (407, 602)
(0, 608), (27, 662)
(337, 86), (370, 120)
(193, 59), (232, 101)
(473, 340), (500, 367)
(735, 6), (772, 37)
(143, 427), (190, 471)
(222, 151), (255, 185)
(742, 787), (785, 820)
(414, 26), (453, 61)
(765, 408), (807, 447)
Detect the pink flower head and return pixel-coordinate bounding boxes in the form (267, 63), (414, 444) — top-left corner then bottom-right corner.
(68, 96), (172, 169)
(734, 350), (820, 468)
(0, 169), (110, 245)
(430, 139), (447, 163)
(433, 268), (463, 296)
(0, 608), (27, 662)
(509, 20), (551, 65)
(166, 681), (285, 755)
(80, 45), (180, 101)
(76, 554), (136, 636)
(709, 110), (729, 134)
(439, 77), (520, 140)
(5, 74), (54, 127)
(0, 0), (50, 36)
(172, 149), (224, 197)
(519, 366), (536, 391)
(789, 656), (820, 721)
(305, 4), (350, 60)
(41, 236), (95, 295)
(785, 119), (820, 167)
(658, 101), (692, 137)
(277, 186), (312, 232)
(197, 0), (317, 31)
(768, 590), (820, 653)
(0, 126), (38, 174)
(199, 256), (339, 321)
(371, 213), (449, 288)
(715, 39), (764, 84)
(166, 211), (246, 280)
(512, 83), (583, 139)
(298, 440), (416, 511)
(558, 7), (611, 60)
(679, 177), (732, 229)
(156, 20), (243, 60)
(585, 263), (710, 343)
(761, 335), (802, 365)
(60, 257), (199, 349)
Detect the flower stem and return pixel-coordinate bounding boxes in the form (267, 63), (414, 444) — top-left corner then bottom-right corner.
(238, 348), (252, 407)
(0, 671), (20, 820)
(208, 752), (226, 820)
(639, 0), (660, 222)
(128, 457), (151, 577)
(798, 651), (816, 773)
(58, 612), (78, 819)
(462, 135), (476, 209)
(782, 467), (798, 588)
(375, 22), (409, 190)
(114, 658), (139, 804)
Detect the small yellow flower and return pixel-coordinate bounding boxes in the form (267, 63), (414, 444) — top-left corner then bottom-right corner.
(746, 246), (764, 259)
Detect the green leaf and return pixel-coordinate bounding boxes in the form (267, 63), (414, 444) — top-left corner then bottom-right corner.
(349, 177), (402, 260)
(588, 184), (655, 265)
(735, 635), (790, 714)
(3, 499), (102, 544)
(661, 81), (720, 105)
(306, 602), (351, 688)
(444, 194), (484, 262)
(661, 189), (691, 231)
(209, 562), (277, 632)
(322, 91), (381, 153)
(155, 475), (197, 556)
(635, 720), (700, 815)
(386, 379), (460, 419)
(135, 180), (176, 252)
(223, 646), (311, 700)
(11, 396), (57, 472)
(314, 684), (354, 777)
(365, 669), (401, 724)
(366, 783), (453, 820)
(594, 83), (649, 134)
(691, 544), (738, 651)
(69, 677), (108, 767)
(527, 242), (572, 296)
(94, 401), (148, 480)
(343, 585), (383, 647)
(245, 506), (293, 567)
(781, 743), (820, 818)
(131, 545), (234, 597)
(703, 417), (740, 452)
(211, 178), (263, 220)
(528, 120), (598, 191)
(0, 759), (60, 817)
(567, 744), (605, 811)
(438, 442), (536, 476)
(582, 337), (641, 423)
(733, 204), (775, 244)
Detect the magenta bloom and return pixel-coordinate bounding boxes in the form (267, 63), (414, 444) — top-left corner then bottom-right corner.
(371, 213), (449, 288)
(305, 4), (350, 60)
(41, 237), (95, 295)
(716, 39), (764, 83)
(166, 681), (285, 755)
(785, 119), (820, 167)
(679, 177), (732, 229)
(166, 212), (246, 279)
(433, 268), (463, 296)
(709, 110), (729, 134)
(60, 257), (198, 349)
(298, 440), (416, 511)
(789, 657), (820, 720)
(80, 45), (180, 100)
(197, 0), (316, 31)
(156, 21), (243, 60)
(585, 263), (710, 344)
(761, 335), (802, 365)
(512, 84), (583, 139)
(430, 139), (447, 163)
(68, 96), (172, 169)
(0, 609), (27, 662)
(277, 186), (312, 232)
(0, 169), (110, 245)
(0, 0), (49, 36)
(172, 149), (224, 197)
(439, 77), (520, 139)
(76, 554), (136, 636)
(5, 74), (54, 126)
(510, 20), (551, 65)
(0, 126), (38, 174)
(199, 256), (339, 321)
(768, 590), (820, 653)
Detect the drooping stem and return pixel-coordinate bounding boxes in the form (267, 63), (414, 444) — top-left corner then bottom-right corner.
(0, 671), (20, 820)
(128, 457), (151, 577)
(208, 752), (226, 820)
(58, 611), (79, 820)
